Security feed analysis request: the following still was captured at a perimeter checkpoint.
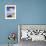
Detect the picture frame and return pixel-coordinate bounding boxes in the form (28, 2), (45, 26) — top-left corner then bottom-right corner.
(5, 5), (16, 19)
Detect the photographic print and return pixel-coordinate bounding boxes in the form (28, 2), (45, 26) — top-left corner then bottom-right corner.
(5, 5), (16, 19)
(18, 24), (46, 46)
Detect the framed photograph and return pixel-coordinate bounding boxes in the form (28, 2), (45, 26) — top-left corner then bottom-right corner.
(18, 24), (46, 42)
(5, 5), (16, 19)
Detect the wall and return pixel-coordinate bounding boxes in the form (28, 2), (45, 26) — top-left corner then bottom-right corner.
(0, 0), (46, 44)
(17, 0), (46, 24)
(0, 0), (17, 44)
